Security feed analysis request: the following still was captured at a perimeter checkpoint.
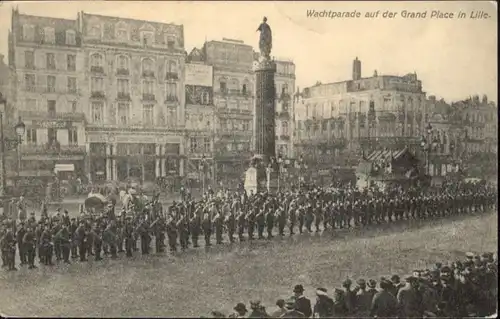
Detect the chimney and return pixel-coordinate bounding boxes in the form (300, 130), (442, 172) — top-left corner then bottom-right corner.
(352, 57), (361, 80)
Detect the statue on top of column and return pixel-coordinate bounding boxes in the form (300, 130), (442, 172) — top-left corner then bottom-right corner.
(257, 17), (272, 60)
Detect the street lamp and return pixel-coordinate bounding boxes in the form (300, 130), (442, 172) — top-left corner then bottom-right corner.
(15, 116), (25, 180)
(199, 154), (206, 195)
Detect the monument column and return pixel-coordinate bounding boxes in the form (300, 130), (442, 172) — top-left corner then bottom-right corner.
(244, 16), (279, 194)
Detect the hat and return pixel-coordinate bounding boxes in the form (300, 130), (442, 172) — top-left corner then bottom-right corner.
(391, 275), (400, 283)
(233, 303), (247, 313)
(250, 300), (261, 309)
(357, 279), (366, 286)
(465, 252), (474, 259)
(293, 284), (304, 293)
(342, 278), (352, 287)
(367, 279), (377, 288)
(405, 276), (418, 283)
(316, 287), (328, 296)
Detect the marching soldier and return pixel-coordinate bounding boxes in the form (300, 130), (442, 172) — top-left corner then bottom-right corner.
(177, 216), (189, 251)
(40, 225), (54, 266)
(237, 210), (246, 242)
(314, 203), (322, 232)
(91, 224), (103, 261)
(16, 222), (27, 265)
(123, 216), (135, 257)
(246, 209), (256, 240)
(1, 227), (17, 271)
(23, 226), (37, 269)
(225, 211), (236, 243)
(265, 207), (274, 239)
(202, 212), (212, 246)
(103, 223), (117, 259)
(277, 207), (287, 237)
(256, 209), (266, 239)
(213, 211), (224, 245)
(55, 224), (71, 264)
(76, 221), (87, 262)
(189, 213), (201, 248)
(166, 214), (178, 252)
(297, 205), (305, 234)
(69, 218), (78, 259)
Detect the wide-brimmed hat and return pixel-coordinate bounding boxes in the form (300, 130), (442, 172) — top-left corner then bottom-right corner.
(293, 284), (304, 293)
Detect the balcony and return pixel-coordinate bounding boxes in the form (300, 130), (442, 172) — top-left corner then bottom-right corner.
(165, 95), (178, 103)
(142, 70), (155, 78)
(20, 143), (86, 155)
(165, 72), (178, 80)
(117, 92), (131, 100)
(116, 68), (130, 76)
(90, 66), (104, 74)
(18, 110), (86, 122)
(91, 91), (106, 99)
(142, 93), (156, 101)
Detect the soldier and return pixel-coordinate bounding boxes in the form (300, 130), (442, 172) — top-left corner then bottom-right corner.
(16, 222), (27, 266)
(225, 211), (236, 243)
(237, 210), (246, 242)
(213, 211), (224, 245)
(123, 217), (134, 257)
(314, 203), (322, 232)
(151, 216), (166, 253)
(288, 204), (296, 236)
(304, 204), (314, 232)
(246, 209), (256, 240)
(69, 218), (78, 259)
(75, 221), (87, 262)
(55, 224), (71, 264)
(265, 207), (274, 239)
(297, 205), (305, 234)
(166, 214), (178, 252)
(201, 212), (211, 247)
(177, 216), (188, 251)
(103, 223), (117, 259)
(255, 209), (265, 239)
(277, 207), (286, 237)
(115, 216), (124, 253)
(1, 227), (17, 271)
(40, 225), (54, 266)
(22, 226), (36, 269)
(136, 218), (151, 255)
(189, 213), (201, 248)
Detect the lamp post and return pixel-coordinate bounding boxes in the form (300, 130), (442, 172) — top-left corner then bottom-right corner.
(199, 154), (206, 196)
(0, 93), (6, 197)
(15, 116), (26, 183)
(277, 154), (283, 192)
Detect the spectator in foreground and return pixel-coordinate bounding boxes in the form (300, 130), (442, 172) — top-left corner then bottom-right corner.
(270, 299), (286, 318)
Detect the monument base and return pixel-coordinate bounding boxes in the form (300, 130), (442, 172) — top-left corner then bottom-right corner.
(244, 159), (280, 195)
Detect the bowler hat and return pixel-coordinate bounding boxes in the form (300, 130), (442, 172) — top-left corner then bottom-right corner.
(233, 303), (247, 313)
(293, 284), (304, 293)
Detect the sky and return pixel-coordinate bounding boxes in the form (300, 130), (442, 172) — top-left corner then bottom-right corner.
(0, 1), (497, 103)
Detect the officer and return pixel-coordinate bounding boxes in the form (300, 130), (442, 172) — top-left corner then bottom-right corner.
(16, 222), (27, 266)
(23, 226), (37, 269)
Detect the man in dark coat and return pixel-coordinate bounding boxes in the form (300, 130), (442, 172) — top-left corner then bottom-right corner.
(370, 278), (398, 318)
(293, 284), (312, 318)
(313, 288), (334, 318)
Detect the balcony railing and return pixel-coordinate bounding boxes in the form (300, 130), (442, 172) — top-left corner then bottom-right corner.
(90, 66), (104, 74)
(20, 144), (86, 155)
(165, 72), (178, 80)
(142, 70), (155, 78)
(117, 92), (131, 100)
(142, 93), (156, 101)
(18, 110), (85, 122)
(116, 68), (130, 76)
(91, 91), (106, 99)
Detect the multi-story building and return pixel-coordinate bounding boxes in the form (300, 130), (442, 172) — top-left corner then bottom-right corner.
(274, 58), (295, 158)
(79, 12), (185, 184)
(9, 9), (87, 185)
(184, 48), (215, 186)
(294, 57), (427, 172)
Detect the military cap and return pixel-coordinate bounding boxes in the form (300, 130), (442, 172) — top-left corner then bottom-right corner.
(233, 302), (247, 313)
(356, 278), (366, 286)
(342, 278), (352, 287)
(367, 279), (377, 288)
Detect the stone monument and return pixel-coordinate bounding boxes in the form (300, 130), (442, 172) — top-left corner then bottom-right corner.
(244, 17), (278, 194)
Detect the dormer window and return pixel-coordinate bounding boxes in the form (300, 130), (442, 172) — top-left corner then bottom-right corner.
(66, 30), (76, 45)
(166, 35), (176, 49)
(89, 25), (101, 38)
(43, 27), (55, 44)
(141, 31), (154, 47)
(22, 25), (35, 41)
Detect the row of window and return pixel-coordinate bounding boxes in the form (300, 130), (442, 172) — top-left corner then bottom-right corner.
(189, 137), (211, 154)
(22, 25), (77, 45)
(24, 52), (76, 71)
(90, 102), (176, 127)
(25, 99), (77, 114)
(464, 112), (495, 124)
(91, 77), (178, 100)
(90, 53), (178, 76)
(87, 23), (178, 48)
(218, 119), (252, 132)
(24, 74), (77, 93)
(25, 128), (78, 145)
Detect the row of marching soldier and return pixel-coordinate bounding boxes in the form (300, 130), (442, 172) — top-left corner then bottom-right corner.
(1, 180), (497, 270)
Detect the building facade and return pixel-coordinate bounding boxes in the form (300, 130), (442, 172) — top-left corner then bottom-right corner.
(9, 9), (87, 185)
(294, 57), (427, 172)
(79, 12), (186, 184)
(274, 58), (295, 158)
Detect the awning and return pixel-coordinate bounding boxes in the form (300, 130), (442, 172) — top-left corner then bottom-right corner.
(54, 164), (75, 173)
